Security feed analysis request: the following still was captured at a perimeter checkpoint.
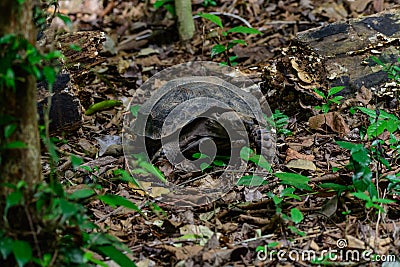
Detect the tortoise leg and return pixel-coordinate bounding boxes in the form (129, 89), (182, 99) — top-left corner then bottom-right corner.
(250, 126), (276, 163)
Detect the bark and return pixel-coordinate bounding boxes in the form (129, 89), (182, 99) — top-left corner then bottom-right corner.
(263, 9), (400, 113)
(175, 0), (195, 41)
(0, 1), (41, 192)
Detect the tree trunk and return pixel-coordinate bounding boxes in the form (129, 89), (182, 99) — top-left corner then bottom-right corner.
(175, 0), (195, 41)
(0, 1), (41, 192)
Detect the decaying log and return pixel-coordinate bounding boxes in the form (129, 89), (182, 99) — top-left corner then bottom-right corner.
(37, 31), (108, 134)
(263, 8), (400, 113)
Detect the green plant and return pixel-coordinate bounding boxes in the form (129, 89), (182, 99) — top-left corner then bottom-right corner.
(0, 179), (138, 267)
(314, 86), (345, 114)
(371, 56), (400, 82)
(154, 0), (175, 15)
(0, 116), (27, 165)
(197, 13), (261, 66)
(269, 110), (292, 136)
(336, 141), (375, 195)
(352, 191), (395, 213)
(356, 107), (400, 139)
(192, 152), (229, 171)
(386, 174), (400, 195)
(202, 0), (217, 7)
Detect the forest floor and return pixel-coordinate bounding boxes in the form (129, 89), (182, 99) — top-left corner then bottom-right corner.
(43, 0), (400, 266)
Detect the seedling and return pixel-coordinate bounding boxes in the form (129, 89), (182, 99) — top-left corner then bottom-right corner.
(314, 86), (345, 113)
(352, 191), (395, 213)
(269, 110), (292, 136)
(197, 13), (262, 66)
(192, 152), (229, 171)
(356, 107), (400, 139)
(371, 56), (400, 82)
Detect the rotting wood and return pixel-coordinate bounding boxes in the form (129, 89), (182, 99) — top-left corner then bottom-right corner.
(263, 8), (400, 113)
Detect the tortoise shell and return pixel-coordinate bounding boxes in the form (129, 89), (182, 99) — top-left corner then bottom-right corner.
(133, 76), (266, 140)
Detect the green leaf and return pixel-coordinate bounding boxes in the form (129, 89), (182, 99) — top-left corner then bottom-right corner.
(154, 0), (174, 9)
(290, 208), (304, 224)
(56, 13), (72, 29)
(239, 146), (254, 161)
(200, 162), (211, 171)
(4, 124), (16, 138)
(351, 147), (371, 166)
(212, 159), (225, 167)
(12, 240), (32, 267)
(236, 175), (267, 186)
(226, 26), (262, 35)
(0, 236), (13, 259)
(163, 4), (175, 16)
(96, 245), (136, 267)
(44, 50), (63, 60)
(84, 251), (108, 267)
(352, 192), (371, 201)
(5, 68), (15, 89)
(42, 66), (57, 86)
(314, 88), (326, 99)
(138, 161), (167, 183)
(197, 13), (223, 28)
(386, 118), (399, 133)
(322, 104), (329, 114)
(192, 152), (209, 159)
(336, 141), (360, 151)
(69, 44), (82, 51)
(130, 105), (140, 118)
(288, 225), (306, 236)
(357, 107), (377, 118)
(320, 183), (352, 193)
(227, 39), (247, 49)
(85, 100), (123, 115)
(5, 190), (23, 215)
(70, 154), (84, 169)
(211, 44), (226, 58)
(59, 198), (79, 220)
(372, 197), (395, 204)
(329, 95), (344, 104)
(114, 169), (142, 189)
(67, 188), (96, 200)
(98, 194), (141, 213)
(3, 141), (27, 149)
(327, 86), (345, 97)
(252, 154), (272, 172)
(274, 172), (311, 191)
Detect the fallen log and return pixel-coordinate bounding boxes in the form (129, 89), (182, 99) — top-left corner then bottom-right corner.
(37, 31), (107, 134)
(263, 8), (400, 114)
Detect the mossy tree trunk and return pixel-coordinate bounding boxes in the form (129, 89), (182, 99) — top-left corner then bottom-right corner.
(175, 0), (195, 41)
(0, 1), (41, 193)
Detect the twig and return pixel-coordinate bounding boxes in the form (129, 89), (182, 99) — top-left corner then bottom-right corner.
(193, 12), (252, 28)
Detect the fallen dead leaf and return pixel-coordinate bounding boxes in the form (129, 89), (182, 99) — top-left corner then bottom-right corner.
(309, 112), (350, 135)
(286, 147), (315, 162)
(286, 159), (317, 171)
(346, 235), (366, 249)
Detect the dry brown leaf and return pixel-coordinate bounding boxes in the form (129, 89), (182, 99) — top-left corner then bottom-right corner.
(348, 0), (373, 13)
(309, 112), (350, 135)
(346, 235), (366, 249)
(320, 195), (338, 217)
(286, 148), (315, 162)
(356, 86), (372, 105)
(308, 114), (325, 130)
(135, 55), (162, 67)
(373, 0), (384, 12)
(325, 112), (350, 135)
(286, 159), (317, 171)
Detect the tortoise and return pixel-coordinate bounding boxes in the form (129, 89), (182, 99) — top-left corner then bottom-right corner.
(126, 76), (276, 169)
